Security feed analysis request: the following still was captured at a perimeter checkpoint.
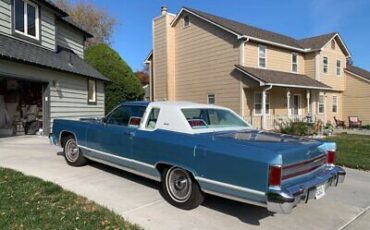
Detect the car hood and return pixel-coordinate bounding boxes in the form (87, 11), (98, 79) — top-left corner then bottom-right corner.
(208, 130), (334, 165)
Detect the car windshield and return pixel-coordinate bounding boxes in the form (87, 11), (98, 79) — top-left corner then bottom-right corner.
(181, 108), (248, 129)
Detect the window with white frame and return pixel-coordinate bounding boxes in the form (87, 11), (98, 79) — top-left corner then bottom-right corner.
(318, 95), (325, 114)
(332, 96), (338, 113)
(254, 92), (270, 115)
(14, 0), (39, 39)
(292, 53), (298, 73)
(88, 79), (97, 104)
(258, 45), (266, 68)
(323, 57), (328, 74)
(336, 60), (341, 76)
(183, 15), (190, 27)
(207, 94), (215, 104)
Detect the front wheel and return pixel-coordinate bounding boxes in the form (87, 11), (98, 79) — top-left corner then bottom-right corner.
(161, 167), (204, 210)
(63, 135), (87, 167)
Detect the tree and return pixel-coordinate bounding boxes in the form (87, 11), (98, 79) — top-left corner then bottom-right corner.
(85, 44), (144, 113)
(135, 71), (149, 86)
(54, 0), (116, 45)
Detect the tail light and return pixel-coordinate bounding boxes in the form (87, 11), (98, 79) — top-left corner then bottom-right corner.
(327, 150), (336, 164)
(269, 165), (282, 186)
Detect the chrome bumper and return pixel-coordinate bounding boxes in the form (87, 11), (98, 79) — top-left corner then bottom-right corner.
(266, 166), (346, 214)
(49, 133), (58, 146)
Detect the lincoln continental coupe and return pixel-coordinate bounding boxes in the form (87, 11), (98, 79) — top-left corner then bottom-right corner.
(49, 101), (345, 214)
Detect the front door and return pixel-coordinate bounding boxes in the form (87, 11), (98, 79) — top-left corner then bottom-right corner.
(85, 105), (146, 168)
(292, 95), (301, 116)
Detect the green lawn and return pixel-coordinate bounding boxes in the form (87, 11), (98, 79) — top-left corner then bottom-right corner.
(0, 168), (141, 230)
(326, 134), (370, 170)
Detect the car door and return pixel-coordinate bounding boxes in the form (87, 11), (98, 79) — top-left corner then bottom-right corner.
(85, 105), (146, 168)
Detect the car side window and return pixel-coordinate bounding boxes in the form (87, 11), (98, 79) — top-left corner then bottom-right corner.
(107, 105), (146, 126)
(146, 108), (160, 130)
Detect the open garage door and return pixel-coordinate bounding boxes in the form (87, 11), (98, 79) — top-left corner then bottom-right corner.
(0, 77), (49, 137)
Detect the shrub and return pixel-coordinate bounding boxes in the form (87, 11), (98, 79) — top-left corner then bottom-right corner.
(278, 120), (322, 136)
(85, 44), (144, 113)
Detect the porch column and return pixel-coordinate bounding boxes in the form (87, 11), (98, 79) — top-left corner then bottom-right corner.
(261, 85), (272, 129)
(286, 90), (291, 117)
(306, 90), (311, 114)
(262, 90), (266, 129)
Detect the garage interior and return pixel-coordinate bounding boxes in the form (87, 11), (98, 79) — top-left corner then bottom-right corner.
(0, 77), (48, 137)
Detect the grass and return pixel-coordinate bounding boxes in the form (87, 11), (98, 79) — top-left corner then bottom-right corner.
(0, 168), (141, 230)
(326, 134), (370, 170)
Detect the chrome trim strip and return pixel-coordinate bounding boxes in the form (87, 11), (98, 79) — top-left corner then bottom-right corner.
(195, 177), (266, 196)
(84, 155), (161, 182)
(78, 145), (156, 169)
(202, 189), (267, 208)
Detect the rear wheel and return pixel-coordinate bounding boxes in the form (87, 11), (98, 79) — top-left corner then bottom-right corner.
(63, 135), (87, 167)
(161, 166), (204, 210)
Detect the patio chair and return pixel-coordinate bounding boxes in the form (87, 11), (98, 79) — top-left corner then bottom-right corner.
(333, 116), (346, 129)
(348, 116), (362, 129)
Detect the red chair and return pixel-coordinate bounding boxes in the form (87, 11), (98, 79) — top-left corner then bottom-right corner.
(334, 116), (346, 129)
(348, 116), (362, 129)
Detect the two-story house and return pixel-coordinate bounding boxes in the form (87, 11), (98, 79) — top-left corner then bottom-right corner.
(0, 0), (108, 136)
(146, 6), (370, 129)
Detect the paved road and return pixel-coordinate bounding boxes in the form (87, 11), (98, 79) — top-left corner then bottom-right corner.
(0, 136), (369, 230)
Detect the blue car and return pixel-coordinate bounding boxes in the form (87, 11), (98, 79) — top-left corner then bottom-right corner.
(49, 101), (345, 213)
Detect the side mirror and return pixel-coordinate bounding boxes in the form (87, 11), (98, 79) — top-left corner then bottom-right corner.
(101, 117), (107, 123)
(128, 116), (141, 128)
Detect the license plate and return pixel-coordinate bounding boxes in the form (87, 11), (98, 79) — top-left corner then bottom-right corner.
(315, 184), (326, 200)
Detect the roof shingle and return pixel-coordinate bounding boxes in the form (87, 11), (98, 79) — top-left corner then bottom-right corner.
(235, 65), (331, 90)
(346, 65), (370, 81)
(0, 35), (108, 81)
(183, 7), (340, 52)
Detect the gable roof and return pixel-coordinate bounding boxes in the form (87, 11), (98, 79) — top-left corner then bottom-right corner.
(235, 65), (331, 90)
(345, 65), (370, 82)
(297, 33), (337, 50)
(0, 34), (109, 81)
(172, 7), (351, 56)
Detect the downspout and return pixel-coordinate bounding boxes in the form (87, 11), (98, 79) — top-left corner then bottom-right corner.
(262, 85), (272, 130)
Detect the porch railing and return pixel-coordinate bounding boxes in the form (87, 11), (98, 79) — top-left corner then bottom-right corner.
(244, 114), (325, 130)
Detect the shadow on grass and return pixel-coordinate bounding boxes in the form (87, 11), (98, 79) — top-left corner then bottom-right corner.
(56, 151), (273, 225)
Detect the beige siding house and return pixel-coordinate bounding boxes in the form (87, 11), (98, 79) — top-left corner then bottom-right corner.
(146, 6), (370, 129)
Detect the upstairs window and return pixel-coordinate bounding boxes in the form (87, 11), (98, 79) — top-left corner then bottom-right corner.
(258, 45), (266, 68)
(14, 0), (39, 39)
(207, 94), (215, 104)
(336, 60), (341, 76)
(183, 15), (190, 27)
(292, 53), (298, 73)
(88, 79), (97, 104)
(323, 57), (328, 74)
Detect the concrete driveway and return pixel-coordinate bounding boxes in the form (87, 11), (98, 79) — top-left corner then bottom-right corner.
(0, 136), (369, 230)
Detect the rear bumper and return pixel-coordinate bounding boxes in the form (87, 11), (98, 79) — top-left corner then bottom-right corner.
(49, 133), (58, 146)
(266, 165), (346, 214)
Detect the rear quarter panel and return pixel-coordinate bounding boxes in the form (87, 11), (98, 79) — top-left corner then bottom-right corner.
(53, 119), (90, 147)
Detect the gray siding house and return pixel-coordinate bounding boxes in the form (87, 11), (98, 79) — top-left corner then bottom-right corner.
(0, 0), (108, 136)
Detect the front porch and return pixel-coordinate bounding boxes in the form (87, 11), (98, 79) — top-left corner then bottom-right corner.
(243, 87), (326, 130)
(235, 65), (334, 130)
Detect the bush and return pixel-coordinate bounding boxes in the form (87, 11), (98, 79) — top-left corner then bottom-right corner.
(278, 120), (323, 136)
(85, 44), (144, 113)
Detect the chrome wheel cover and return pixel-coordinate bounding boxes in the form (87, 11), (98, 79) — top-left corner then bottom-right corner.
(166, 167), (192, 203)
(65, 139), (79, 162)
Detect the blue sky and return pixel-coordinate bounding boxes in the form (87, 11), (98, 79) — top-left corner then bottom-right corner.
(88, 0), (370, 72)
